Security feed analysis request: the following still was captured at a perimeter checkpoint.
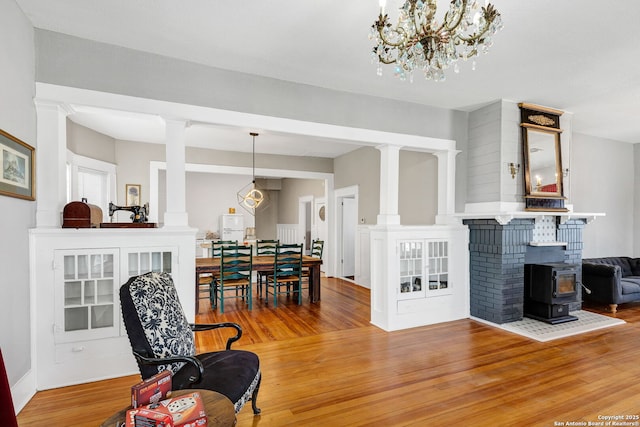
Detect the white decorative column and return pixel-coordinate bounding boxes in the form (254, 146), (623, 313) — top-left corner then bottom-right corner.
(163, 119), (189, 227)
(434, 149), (459, 225)
(376, 144), (402, 225)
(34, 100), (70, 228)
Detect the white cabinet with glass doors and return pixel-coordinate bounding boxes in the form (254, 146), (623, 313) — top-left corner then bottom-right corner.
(398, 239), (450, 300)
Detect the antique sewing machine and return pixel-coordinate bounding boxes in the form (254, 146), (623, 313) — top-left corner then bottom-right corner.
(108, 202), (150, 223)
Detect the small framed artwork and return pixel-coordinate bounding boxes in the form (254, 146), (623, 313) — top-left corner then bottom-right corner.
(125, 184), (141, 206)
(0, 129), (35, 201)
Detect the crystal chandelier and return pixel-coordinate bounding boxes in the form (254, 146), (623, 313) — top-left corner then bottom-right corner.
(370, 0), (503, 81)
(237, 132), (265, 215)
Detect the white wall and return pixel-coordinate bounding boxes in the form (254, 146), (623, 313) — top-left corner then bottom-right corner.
(571, 132), (635, 258)
(0, 0), (36, 410)
(635, 144), (640, 257)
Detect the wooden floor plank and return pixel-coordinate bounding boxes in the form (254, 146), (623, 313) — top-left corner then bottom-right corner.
(17, 277), (640, 426)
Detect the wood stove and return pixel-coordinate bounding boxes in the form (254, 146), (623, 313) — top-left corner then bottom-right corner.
(524, 262), (579, 324)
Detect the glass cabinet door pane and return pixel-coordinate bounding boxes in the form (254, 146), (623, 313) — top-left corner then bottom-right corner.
(152, 252), (161, 272)
(103, 254), (114, 277)
(83, 281), (95, 305)
(163, 252), (172, 273)
(65, 306), (88, 331)
(97, 279), (114, 304)
(90, 255), (102, 278)
(128, 253), (139, 277)
(77, 255), (89, 279)
(64, 281), (82, 306)
(140, 253), (150, 273)
(64, 256), (76, 280)
(91, 305), (114, 329)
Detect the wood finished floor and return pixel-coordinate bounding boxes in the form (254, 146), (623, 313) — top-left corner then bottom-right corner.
(17, 277), (640, 426)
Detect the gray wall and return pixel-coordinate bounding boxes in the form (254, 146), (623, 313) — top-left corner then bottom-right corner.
(35, 30), (464, 142)
(334, 147), (380, 225)
(67, 120), (116, 163)
(0, 0), (36, 387)
(399, 150), (438, 225)
(277, 178), (325, 225)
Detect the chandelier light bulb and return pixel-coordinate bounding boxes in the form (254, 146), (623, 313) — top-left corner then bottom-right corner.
(370, 0), (503, 81)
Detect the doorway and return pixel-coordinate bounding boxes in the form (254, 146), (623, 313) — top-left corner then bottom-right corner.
(298, 195), (313, 254)
(334, 186), (358, 279)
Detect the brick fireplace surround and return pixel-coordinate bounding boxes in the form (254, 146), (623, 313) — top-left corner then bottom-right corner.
(463, 217), (586, 324)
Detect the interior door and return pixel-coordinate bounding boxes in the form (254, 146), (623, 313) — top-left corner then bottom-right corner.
(341, 197), (356, 278)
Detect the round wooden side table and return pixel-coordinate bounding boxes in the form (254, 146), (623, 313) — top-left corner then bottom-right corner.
(100, 389), (236, 427)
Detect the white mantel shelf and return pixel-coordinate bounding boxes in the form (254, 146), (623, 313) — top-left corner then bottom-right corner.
(528, 241), (568, 247)
(456, 211), (605, 226)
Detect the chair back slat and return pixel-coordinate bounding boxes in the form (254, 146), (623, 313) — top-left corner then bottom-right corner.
(210, 240), (238, 258)
(256, 239), (278, 256)
(310, 239), (324, 258)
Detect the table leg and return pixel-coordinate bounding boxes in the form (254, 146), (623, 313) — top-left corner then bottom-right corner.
(310, 264), (321, 303)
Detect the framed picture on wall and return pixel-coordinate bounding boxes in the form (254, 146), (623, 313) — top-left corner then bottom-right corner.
(125, 184), (141, 206)
(0, 128), (35, 201)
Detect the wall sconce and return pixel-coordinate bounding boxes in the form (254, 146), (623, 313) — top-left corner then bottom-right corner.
(508, 162), (520, 179)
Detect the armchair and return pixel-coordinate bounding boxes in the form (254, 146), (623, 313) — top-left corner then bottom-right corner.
(120, 271), (261, 414)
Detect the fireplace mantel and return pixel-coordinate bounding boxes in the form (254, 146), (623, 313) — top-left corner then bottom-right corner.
(456, 211), (604, 226)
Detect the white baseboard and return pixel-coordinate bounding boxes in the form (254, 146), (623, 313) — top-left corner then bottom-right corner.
(11, 367), (36, 414)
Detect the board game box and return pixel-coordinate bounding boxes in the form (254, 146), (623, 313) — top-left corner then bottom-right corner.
(131, 370), (172, 408)
(141, 392), (207, 427)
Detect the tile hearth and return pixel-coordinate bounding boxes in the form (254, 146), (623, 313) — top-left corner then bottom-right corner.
(473, 310), (625, 342)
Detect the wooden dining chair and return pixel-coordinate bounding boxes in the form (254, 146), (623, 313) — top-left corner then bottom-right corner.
(301, 239), (323, 297)
(212, 244), (253, 313)
(265, 243), (303, 307)
(255, 239), (278, 298)
(199, 240), (237, 307)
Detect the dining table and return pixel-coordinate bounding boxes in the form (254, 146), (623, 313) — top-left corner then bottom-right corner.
(195, 254), (323, 312)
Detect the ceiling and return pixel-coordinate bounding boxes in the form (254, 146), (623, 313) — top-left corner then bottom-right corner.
(16, 0), (640, 157)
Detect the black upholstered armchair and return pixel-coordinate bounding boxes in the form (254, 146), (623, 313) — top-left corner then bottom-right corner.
(120, 271), (261, 414)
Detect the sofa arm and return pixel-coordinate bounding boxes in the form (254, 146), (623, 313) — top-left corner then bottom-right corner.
(581, 263), (623, 304)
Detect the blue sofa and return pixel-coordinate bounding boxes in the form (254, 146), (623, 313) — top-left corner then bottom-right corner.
(582, 257), (640, 313)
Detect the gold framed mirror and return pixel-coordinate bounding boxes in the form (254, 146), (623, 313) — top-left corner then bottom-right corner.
(519, 103), (568, 212)
(523, 127), (563, 197)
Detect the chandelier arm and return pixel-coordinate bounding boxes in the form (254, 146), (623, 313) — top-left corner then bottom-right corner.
(455, 20), (493, 44)
(375, 14), (407, 48)
(441, 0), (467, 33)
(378, 55), (398, 65)
(456, 4), (500, 43)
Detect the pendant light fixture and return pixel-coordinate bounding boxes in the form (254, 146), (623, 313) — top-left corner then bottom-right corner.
(237, 132), (265, 215)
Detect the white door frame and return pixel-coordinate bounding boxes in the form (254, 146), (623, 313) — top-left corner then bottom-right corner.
(333, 185), (358, 277)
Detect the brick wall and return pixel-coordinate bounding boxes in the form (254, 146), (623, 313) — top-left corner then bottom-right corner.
(464, 218), (586, 324)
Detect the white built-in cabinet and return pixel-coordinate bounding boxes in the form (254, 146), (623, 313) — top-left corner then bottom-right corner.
(370, 225), (469, 331)
(30, 228), (196, 389)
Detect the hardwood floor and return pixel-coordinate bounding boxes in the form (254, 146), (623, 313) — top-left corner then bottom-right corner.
(17, 277), (640, 426)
